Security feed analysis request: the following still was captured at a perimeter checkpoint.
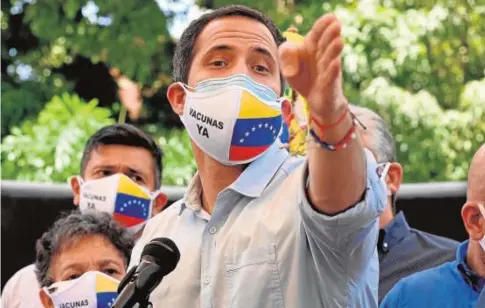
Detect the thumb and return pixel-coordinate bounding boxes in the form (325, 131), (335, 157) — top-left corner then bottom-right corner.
(278, 41), (303, 79)
(279, 41), (311, 98)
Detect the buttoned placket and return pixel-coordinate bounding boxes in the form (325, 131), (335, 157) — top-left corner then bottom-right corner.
(200, 189), (234, 308)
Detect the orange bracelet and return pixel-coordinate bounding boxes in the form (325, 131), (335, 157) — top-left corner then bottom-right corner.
(310, 107), (349, 136)
(308, 107), (361, 151)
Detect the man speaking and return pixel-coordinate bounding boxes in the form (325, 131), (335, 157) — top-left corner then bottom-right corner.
(130, 5), (386, 307)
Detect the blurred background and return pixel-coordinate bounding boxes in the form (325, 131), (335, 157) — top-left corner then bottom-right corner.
(1, 0), (485, 290)
(1, 0), (484, 186)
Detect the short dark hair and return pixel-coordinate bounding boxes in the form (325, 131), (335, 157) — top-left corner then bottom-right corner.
(81, 124), (163, 189)
(35, 210), (135, 287)
(173, 5), (286, 93)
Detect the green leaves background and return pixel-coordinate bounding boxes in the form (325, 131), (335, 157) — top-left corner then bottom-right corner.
(1, 0), (484, 185)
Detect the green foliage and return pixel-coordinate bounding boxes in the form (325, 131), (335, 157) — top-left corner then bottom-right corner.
(1, 74), (74, 136)
(144, 124), (196, 186)
(360, 77), (485, 182)
(19, 0), (170, 84)
(1, 93), (115, 182)
(2, 0), (484, 185)
(209, 0), (485, 109)
(1, 0), (175, 136)
(204, 0), (485, 182)
(0, 92), (197, 185)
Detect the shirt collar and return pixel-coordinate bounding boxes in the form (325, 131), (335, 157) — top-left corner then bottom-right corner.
(378, 212), (411, 253)
(229, 141), (288, 198)
(178, 142), (289, 215)
(178, 172), (203, 215)
(456, 240), (485, 292)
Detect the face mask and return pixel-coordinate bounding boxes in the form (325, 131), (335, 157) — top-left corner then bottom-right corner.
(77, 173), (159, 234)
(376, 163), (391, 197)
(477, 203), (485, 252)
(179, 74), (286, 165)
(43, 271), (119, 308)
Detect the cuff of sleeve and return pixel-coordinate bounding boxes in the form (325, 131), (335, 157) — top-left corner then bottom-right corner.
(298, 148), (386, 233)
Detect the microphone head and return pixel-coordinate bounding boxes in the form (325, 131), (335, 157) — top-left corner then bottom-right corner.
(141, 238), (180, 275)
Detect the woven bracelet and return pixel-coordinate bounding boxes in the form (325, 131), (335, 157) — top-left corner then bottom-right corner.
(308, 125), (357, 151)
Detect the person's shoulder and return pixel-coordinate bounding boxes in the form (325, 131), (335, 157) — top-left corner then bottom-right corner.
(2, 264), (41, 308)
(396, 260), (455, 292)
(142, 199), (184, 238)
(412, 228), (460, 248)
(5, 264), (38, 286)
(151, 199), (183, 222)
(381, 261), (457, 307)
(412, 259), (454, 277)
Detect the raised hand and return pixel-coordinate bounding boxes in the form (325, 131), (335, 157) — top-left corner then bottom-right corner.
(279, 14), (347, 121)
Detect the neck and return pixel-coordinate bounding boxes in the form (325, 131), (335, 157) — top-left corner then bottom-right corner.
(467, 240), (485, 278)
(379, 201), (394, 229)
(193, 143), (243, 215)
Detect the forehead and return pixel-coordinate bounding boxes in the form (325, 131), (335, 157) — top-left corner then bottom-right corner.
(193, 16), (278, 57)
(52, 235), (125, 271)
(84, 144), (154, 171)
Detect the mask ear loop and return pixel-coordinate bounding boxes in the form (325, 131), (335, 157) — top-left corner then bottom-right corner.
(177, 82), (195, 93)
(149, 189), (161, 200)
(379, 162), (391, 180)
(378, 162), (391, 197)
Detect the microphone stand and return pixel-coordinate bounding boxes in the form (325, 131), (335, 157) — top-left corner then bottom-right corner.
(114, 264), (161, 308)
(137, 297), (153, 308)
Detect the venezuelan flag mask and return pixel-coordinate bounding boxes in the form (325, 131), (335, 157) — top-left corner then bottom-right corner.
(179, 74), (287, 165)
(77, 173), (159, 234)
(42, 271), (119, 308)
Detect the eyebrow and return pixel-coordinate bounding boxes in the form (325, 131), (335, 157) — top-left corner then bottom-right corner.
(98, 259), (123, 268)
(204, 44), (275, 60)
(60, 258), (122, 272)
(91, 164), (145, 176)
(205, 44), (232, 55)
(251, 46), (275, 60)
(58, 262), (84, 273)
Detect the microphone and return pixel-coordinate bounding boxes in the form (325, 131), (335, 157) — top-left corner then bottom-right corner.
(113, 237), (181, 308)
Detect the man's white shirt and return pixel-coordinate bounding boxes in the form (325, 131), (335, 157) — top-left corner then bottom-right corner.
(130, 144), (386, 308)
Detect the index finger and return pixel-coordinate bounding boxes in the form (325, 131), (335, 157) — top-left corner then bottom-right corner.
(306, 14), (338, 50)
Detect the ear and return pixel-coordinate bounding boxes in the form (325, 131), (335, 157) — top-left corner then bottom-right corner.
(39, 289), (54, 308)
(70, 176), (81, 206)
(151, 192), (168, 217)
(167, 83), (186, 116)
(386, 162), (403, 195)
(281, 99), (293, 124)
(462, 201), (485, 241)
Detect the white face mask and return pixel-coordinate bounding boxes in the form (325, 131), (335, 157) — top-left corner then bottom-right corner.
(477, 203), (485, 252)
(43, 271), (119, 308)
(179, 74), (287, 165)
(77, 173), (159, 234)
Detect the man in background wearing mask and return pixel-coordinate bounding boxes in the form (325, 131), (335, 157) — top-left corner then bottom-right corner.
(2, 123), (167, 308)
(36, 210), (134, 308)
(351, 105), (459, 302)
(131, 5), (386, 307)
(381, 143), (485, 307)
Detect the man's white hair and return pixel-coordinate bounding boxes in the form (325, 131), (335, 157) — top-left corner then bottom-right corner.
(350, 105), (397, 163)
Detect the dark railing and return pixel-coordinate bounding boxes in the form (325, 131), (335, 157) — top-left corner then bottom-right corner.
(1, 180), (467, 289)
